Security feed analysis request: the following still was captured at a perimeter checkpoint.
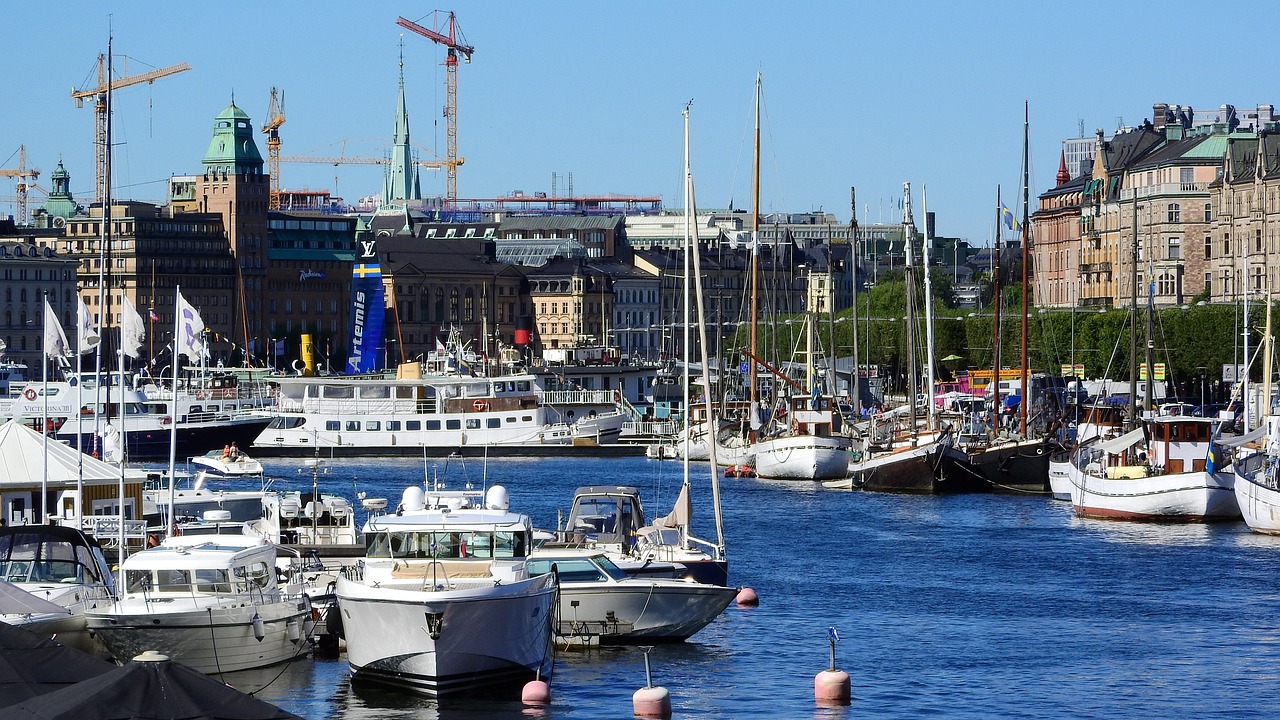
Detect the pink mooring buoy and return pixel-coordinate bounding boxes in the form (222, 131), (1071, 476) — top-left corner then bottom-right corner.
(814, 626), (851, 705)
(633, 646), (673, 718)
(521, 679), (551, 706)
(735, 586), (759, 606)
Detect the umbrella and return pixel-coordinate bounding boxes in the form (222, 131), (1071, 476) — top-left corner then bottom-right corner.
(3, 651), (302, 720)
(0, 621), (115, 709)
(0, 581), (71, 617)
(939, 354), (964, 362)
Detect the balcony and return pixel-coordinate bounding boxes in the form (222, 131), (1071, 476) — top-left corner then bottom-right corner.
(1079, 261), (1111, 274)
(1120, 182), (1209, 200)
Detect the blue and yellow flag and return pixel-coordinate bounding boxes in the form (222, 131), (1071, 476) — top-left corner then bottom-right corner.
(1001, 205), (1020, 232)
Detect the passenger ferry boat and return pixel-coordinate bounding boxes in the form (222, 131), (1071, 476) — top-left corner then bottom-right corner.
(253, 371), (628, 456)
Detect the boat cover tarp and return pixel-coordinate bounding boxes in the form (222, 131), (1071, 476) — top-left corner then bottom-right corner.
(1, 654), (302, 720)
(1217, 425), (1267, 448)
(0, 621), (114, 709)
(0, 580), (70, 616)
(1094, 427), (1146, 455)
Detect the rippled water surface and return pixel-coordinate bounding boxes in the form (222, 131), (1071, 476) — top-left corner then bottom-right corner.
(217, 455), (1280, 719)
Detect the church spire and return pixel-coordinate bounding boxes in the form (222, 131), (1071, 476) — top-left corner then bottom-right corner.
(384, 38), (421, 205)
(1056, 148), (1070, 186)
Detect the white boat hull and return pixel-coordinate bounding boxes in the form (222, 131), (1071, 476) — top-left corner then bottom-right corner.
(337, 573), (556, 696)
(87, 598), (311, 673)
(752, 435), (850, 480)
(1067, 462), (1240, 521)
(556, 582), (736, 642)
(1048, 457), (1073, 501)
(1235, 454), (1280, 533)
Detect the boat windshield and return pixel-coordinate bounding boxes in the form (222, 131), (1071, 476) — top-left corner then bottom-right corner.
(366, 530), (527, 559)
(0, 530), (105, 585)
(526, 556), (628, 582)
(172, 498), (263, 523)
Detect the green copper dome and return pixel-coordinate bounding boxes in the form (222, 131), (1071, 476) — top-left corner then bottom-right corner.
(203, 101), (263, 172)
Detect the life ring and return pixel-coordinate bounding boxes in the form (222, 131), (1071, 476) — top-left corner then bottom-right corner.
(472, 399), (489, 412)
(22, 388), (37, 401)
(195, 390), (208, 400)
(612, 390), (621, 403)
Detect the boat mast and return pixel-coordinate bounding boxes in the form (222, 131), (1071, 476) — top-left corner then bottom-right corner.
(991, 186), (1002, 435)
(922, 184), (936, 431)
(902, 182), (918, 438)
(1019, 102), (1031, 436)
(685, 103), (725, 555)
(1262, 134), (1273, 420)
(850, 187), (860, 414)
(1129, 199), (1140, 431)
(748, 73), (761, 425)
(680, 104), (693, 499)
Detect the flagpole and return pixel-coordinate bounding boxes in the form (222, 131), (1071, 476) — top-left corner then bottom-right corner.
(41, 293), (50, 525)
(167, 286), (181, 539)
(75, 303), (84, 524)
(117, 302), (127, 559)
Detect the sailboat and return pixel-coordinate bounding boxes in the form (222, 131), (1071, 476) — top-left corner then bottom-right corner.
(741, 75), (851, 481)
(843, 183), (970, 493)
(947, 107), (1055, 494)
(1063, 194), (1239, 521)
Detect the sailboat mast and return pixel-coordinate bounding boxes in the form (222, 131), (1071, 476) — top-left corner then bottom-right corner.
(1129, 200), (1140, 430)
(922, 185), (936, 431)
(1019, 102), (1031, 436)
(902, 182), (918, 436)
(684, 104), (725, 554)
(681, 104), (692, 493)
(850, 187), (860, 413)
(991, 186), (1003, 435)
(1263, 134), (1273, 417)
(748, 72), (761, 413)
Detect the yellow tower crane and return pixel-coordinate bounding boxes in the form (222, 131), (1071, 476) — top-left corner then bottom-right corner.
(262, 87), (286, 211)
(0, 145), (39, 225)
(396, 10), (473, 204)
(71, 55), (190, 207)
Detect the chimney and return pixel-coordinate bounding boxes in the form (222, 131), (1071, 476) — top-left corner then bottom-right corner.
(1153, 103), (1169, 130)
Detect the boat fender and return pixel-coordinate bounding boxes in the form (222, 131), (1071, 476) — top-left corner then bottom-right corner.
(251, 613), (266, 642)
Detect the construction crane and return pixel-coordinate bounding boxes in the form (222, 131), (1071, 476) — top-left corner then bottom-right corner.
(262, 87), (286, 211)
(396, 10), (473, 204)
(0, 146), (39, 225)
(71, 54), (190, 207)
(282, 139), (443, 169)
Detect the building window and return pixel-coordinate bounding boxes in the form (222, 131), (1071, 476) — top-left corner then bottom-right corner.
(1204, 272), (1211, 296)
(464, 288), (474, 322)
(1223, 234), (1230, 256)
(1204, 203), (1212, 223)
(1167, 203), (1180, 223)
(1166, 236), (1180, 260)
(1257, 229), (1264, 253)
(435, 288), (444, 321)
(450, 289), (459, 321)
(1204, 234), (1211, 260)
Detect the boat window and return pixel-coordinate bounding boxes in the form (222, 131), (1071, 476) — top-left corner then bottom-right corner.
(194, 568), (231, 593)
(173, 498), (264, 523)
(592, 554), (632, 581)
(517, 381), (530, 392)
(446, 420), (461, 430)
(526, 558), (607, 582)
(387, 421), (401, 431)
(234, 562), (271, 588)
(494, 531), (527, 559)
(269, 416), (306, 429)
(466, 419), (481, 430)
(326, 421), (340, 431)
(487, 419), (501, 429)
(323, 386), (355, 399)
(461, 531), (492, 558)
(190, 405), (203, 414)
(205, 405), (219, 412)
(395, 387), (416, 399)
(305, 384), (320, 399)
(125, 569), (152, 593)
(464, 383), (488, 397)
(366, 421), (381, 431)
(506, 417), (517, 423)
(522, 415), (533, 422)
(407, 421), (422, 431)
(158, 569), (192, 592)
(443, 385), (461, 399)
(346, 421), (361, 431)
(359, 386), (390, 399)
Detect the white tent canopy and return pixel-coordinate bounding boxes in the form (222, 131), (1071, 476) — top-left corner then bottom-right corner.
(0, 421), (148, 487)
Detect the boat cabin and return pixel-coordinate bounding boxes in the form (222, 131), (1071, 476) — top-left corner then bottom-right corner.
(563, 486), (645, 549)
(120, 537), (280, 598)
(0, 526), (115, 592)
(1146, 416), (1213, 474)
(784, 394), (841, 437)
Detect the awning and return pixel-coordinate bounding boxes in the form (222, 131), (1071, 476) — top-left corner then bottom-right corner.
(1218, 425), (1267, 448)
(1095, 427), (1146, 455)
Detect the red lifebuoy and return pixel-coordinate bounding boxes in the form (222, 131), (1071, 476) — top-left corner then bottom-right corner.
(22, 388), (37, 401)
(472, 399), (489, 412)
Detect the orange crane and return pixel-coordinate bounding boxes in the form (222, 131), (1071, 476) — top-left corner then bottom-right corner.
(71, 54), (190, 207)
(281, 140), (442, 169)
(396, 10), (473, 204)
(0, 145), (39, 225)
(262, 87), (286, 211)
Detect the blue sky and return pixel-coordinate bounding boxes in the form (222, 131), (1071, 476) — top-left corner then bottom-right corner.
(1, 0), (1272, 245)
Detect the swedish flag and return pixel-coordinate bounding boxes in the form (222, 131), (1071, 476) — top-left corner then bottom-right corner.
(1001, 205), (1020, 232)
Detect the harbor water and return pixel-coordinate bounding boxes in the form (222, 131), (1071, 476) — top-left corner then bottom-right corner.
(214, 455), (1280, 719)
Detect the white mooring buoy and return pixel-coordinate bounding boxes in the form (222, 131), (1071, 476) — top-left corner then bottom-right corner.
(632, 646), (672, 718)
(814, 626), (851, 705)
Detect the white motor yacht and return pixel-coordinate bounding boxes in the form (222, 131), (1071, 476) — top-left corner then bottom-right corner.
(527, 550), (735, 644)
(189, 447), (265, 481)
(0, 526), (117, 657)
(85, 536), (313, 673)
(335, 484), (556, 697)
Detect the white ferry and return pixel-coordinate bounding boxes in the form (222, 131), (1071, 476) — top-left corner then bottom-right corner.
(252, 372), (629, 456)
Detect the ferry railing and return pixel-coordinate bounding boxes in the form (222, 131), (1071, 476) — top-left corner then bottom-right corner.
(538, 390), (615, 405)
